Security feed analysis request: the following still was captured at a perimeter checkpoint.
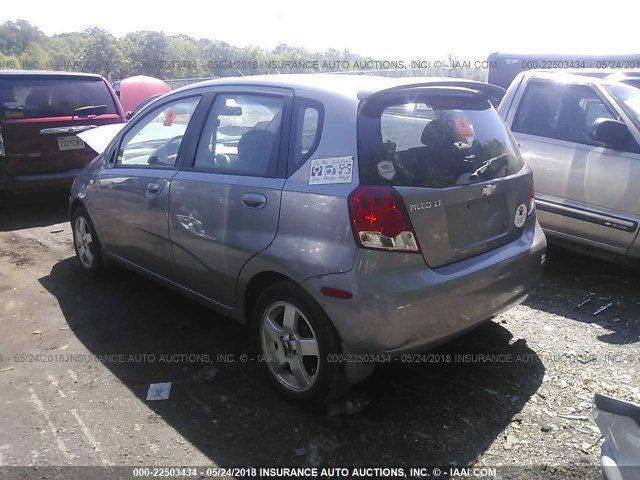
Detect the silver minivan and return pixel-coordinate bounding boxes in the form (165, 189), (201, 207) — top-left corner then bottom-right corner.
(70, 74), (546, 405)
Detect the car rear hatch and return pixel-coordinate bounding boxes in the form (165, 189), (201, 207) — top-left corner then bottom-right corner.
(357, 85), (533, 268)
(0, 74), (123, 179)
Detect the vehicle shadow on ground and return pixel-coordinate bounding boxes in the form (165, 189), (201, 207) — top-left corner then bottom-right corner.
(40, 257), (545, 466)
(524, 245), (640, 345)
(0, 191), (69, 231)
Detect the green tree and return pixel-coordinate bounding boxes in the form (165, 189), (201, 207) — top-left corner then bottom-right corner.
(83, 27), (126, 80)
(124, 31), (168, 77)
(166, 35), (205, 79)
(0, 20), (47, 57)
(0, 19), (488, 81)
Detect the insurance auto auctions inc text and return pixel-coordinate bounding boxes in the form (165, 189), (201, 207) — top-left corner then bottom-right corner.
(253, 466), (496, 478)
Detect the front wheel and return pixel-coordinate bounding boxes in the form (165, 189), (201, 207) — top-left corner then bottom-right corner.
(71, 206), (104, 277)
(253, 282), (347, 406)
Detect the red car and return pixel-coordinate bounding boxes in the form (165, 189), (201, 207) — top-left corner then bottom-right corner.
(0, 70), (125, 192)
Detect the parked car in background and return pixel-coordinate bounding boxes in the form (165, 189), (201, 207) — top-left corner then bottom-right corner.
(71, 74), (546, 405)
(498, 71), (640, 263)
(564, 69), (640, 90)
(593, 394), (640, 480)
(126, 94), (162, 120)
(0, 70), (124, 192)
(113, 75), (172, 116)
(486, 52), (640, 90)
(606, 71), (640, 90)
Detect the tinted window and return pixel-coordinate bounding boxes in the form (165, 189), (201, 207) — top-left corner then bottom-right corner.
(512, 82), (621, 146)
(289, 99), (322, 174)
(194, 94), (284, 177)
(0, 77), (118, 119)
(358, 91), (524, 188)
(116, 96), (201, 167)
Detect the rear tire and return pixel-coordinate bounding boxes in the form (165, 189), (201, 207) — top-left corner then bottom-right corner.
(71, 206), (104, 277)
(253, 282), (348, 407)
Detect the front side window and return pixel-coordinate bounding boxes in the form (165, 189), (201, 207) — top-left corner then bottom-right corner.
(358, 90), (524, 188)
(194, 94), (284, 177)
(512, 82), (619, 146)
(116, 96), (201, 167)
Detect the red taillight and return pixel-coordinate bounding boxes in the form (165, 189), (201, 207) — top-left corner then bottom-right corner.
(347, 185), (420, 252)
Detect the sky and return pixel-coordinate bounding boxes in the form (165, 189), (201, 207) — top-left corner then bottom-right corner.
(1, 0), (638, 61)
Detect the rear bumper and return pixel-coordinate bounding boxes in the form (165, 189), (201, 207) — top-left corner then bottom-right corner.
(0, 169), (80, 192)
(302, 217), (546, 354)
(0, 149), (96, 192)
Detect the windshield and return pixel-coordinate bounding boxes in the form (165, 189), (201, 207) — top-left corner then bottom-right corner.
(606, 83), (640, 131)
(0, 76), (118, 119)
(358, 90), (524, 188)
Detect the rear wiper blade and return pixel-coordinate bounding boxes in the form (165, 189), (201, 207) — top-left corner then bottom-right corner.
(470, 153), (510, 179)
(72, 105), (107, 117)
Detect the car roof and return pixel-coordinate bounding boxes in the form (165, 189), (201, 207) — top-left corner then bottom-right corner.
(532, 68), (640, 79)
(174, 73), (505, 101)
(519, 70), (638, 87)
(0, 70), (107, 80)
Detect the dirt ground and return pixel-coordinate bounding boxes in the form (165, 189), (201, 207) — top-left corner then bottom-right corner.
(0, 192), (639, 478)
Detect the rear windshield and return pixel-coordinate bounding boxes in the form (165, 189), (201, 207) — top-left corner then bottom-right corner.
(0, 77), (118, 120)
(358, 89), (524, 188)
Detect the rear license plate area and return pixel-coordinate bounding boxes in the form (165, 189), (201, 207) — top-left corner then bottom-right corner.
(447, 194), (509, 250)
(58, 136), (85, 151)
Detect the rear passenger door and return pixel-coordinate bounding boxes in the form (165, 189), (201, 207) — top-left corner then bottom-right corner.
(508, 79), (640, 252)
(168, 87), (292, 307)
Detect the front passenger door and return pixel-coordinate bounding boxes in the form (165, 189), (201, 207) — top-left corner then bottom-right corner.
(93, 96), (202, 280)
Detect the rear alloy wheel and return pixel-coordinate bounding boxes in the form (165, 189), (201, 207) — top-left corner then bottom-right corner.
(254, 282), (347, 406)
(71, 207), (104, 277)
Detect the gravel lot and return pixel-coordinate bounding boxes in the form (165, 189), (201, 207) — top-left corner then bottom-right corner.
(0, 192), (639, 479)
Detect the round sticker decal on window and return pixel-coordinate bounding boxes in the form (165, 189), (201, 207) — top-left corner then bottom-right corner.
(514, 204), (527, 228)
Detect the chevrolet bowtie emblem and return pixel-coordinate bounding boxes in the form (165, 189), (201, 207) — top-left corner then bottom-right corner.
(482, 184), (497, 196)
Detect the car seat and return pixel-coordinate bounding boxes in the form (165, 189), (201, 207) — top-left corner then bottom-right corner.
(237, 129), (276, 176)
(24, 88), (51, 117)
(518, 95), (552, 137)
(560, 99), (589, 144)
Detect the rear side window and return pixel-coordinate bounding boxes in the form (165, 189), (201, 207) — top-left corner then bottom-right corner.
(358, 89), (524, 188)
(194, 93), (284, 177)
(0, 77), (118, 119)
(288, 99), (323, 175)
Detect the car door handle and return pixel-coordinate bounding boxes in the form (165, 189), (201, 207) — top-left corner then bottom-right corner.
(242, 193), (267, 209)
(147, 182), (162, 195)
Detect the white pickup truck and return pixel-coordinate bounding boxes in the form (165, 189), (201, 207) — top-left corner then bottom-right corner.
(498, 70), (640, 263)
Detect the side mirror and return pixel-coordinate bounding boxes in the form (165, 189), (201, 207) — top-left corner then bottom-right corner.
(125, 110), (133, 121)
(590, 118), (630, 149)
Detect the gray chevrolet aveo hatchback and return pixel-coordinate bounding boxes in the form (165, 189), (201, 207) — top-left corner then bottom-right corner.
(70, 74), (546, 405)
